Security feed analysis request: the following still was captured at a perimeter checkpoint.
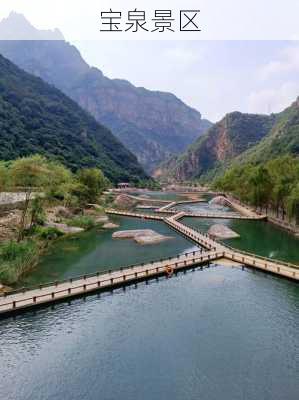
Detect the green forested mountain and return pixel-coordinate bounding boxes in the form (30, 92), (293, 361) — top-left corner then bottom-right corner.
(0, 54), (149, 183)
(155, 112), (276, 181)
(236, 98), (299, 164)
(0, 13), (211, 172)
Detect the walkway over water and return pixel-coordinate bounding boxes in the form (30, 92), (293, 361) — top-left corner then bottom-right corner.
(164, 212), (298, 281)
(0, 197), (297, 317)
(105, 209), (298, 280)
(0, 248), (222, 316)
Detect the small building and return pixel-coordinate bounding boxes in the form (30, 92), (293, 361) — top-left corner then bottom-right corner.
(117, 182), (131, 189)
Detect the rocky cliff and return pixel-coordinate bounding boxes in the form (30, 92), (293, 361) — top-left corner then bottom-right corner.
(156, 112), (276, 181)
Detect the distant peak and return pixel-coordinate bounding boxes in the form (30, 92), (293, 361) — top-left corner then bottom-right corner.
(0, 11), (64, 40)
(7, 11), (28, 20)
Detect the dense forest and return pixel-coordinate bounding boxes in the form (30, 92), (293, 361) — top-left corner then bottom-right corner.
(0, 54), (149, 184)
(213, 155), (299, 224)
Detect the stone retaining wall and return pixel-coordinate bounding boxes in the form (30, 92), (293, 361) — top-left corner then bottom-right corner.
(0, 192), (30, 213)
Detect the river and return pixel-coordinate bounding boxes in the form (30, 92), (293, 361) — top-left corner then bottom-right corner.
(1, 192), (298, 400)
(0, 266), (298, 400)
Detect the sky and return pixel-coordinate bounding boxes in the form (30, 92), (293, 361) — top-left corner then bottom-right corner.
(0, 1), (299, 121)
(74, 40), (299, 121)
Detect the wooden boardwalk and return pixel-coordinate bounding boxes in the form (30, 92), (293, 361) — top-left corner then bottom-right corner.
(1, 197), (297, 317)
(165, 213), (299, 280)
(107, 207), (265, 221)
(181, 212), (265, 220)
(0, 249), (222, 316)
(107, 209), (299, 281)
(106, 209), (164, 221)
(153, 196), (265, 220)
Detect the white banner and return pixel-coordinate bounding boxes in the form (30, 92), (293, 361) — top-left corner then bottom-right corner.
(0, 0), (298, 40)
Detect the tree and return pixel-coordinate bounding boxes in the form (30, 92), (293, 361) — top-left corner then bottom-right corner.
(287, 183), (299, 224)
(75, 168), (108, 205)
(267, 156), (299, 219)
(45, 162), (73, 202)
(10, 155), (72, 241)
(249, 166), (272, 210)
(0, 162), (9, 191)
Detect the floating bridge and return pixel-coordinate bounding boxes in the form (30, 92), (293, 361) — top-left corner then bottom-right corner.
(0, 196), (297, 317)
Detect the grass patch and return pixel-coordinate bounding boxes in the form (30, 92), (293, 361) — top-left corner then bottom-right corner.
(35, 226), (64, 240)
(66, 215), (95, 230)
(0, 240), (40, 285)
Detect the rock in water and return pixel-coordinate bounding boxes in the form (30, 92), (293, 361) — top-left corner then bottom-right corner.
(95, 216), (109, 223)
(208, 224), (240, 239)
(209, 196), (228, 207)
(112, 229), (172, 245)
(114, 194), (136, 210)
(103, 222), (119, 229)
(112, 229), (151, 239)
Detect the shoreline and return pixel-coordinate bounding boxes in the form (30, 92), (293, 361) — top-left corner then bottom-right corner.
(1, 190), (298, 292)
(225, 194), (299, 238)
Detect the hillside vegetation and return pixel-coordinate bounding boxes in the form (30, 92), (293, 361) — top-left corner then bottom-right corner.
(236, 98), (299, 164)
(0, 54), (148, 183)
(213, 155), (299, 224)
(0, 13), (211, 172)
(156, 112), (276, 181)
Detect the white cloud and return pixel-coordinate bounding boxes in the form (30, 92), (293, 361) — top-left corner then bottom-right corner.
(165, 46), (205, 67)
(248, 82), (299, 114)
(260, 46), (299, 80)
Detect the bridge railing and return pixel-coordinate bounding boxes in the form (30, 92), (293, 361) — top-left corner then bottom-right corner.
(167, 217), (299, 270)
(0, 251), (224, 311)
(1, 247), (212, 298)
(223, 244), (299, 270)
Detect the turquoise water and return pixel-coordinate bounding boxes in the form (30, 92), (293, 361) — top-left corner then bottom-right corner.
(18, 216), (197, 288)
(182, 217), (299, 264)
(132, 191), (188, 201)
(175, 201), (235, 214)
(1, 266), (298, 400)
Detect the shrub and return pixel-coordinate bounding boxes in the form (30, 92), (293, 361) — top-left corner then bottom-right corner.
(0, 240), (33, 262)
(0, 240), (39, 285)
(35, 226), (64, 240)
(66, 216), (95, 230)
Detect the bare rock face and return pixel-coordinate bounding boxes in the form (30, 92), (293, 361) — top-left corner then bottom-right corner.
(112, 229), (172, 245)
(209, 196), (228, 207)
(208, 224), (240, 239)
(156, 112), (275, 181)
(114, 195), (136, 210)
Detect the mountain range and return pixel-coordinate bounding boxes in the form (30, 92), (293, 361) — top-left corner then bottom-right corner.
(156, 101), (299, 182)
(0, 12), (211, 172)
(0, 54), (148, 183)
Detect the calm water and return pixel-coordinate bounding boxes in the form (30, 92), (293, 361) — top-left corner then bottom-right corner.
(1, 266), (298, 400)
(18, 216), (196, 287)
(176, 201), (236, 215)
(182, 217), (299, 264)
(132, 191), (188, 201)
